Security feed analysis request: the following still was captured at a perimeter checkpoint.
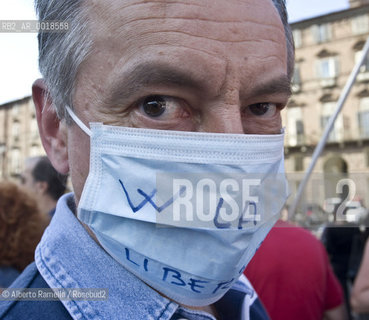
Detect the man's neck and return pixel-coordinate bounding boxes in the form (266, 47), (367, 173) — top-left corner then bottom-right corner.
(181, 303), (219, 318)
(39, 195), (57, 216)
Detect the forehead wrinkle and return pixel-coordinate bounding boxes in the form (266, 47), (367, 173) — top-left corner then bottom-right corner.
(87, 0), (285, 45)
(150, 43), (228, 62)
(159, 0), (282, 25)
(107, 14), (284, 26)
(89, 0), (203, 14)
(116, 42), (228, 72)
(246, 53), (287, 69)
(88, 0), (276, 24)
(132, 28), (283, 44)
(86, 1), (200, 34)
(100, 16), (285, 46)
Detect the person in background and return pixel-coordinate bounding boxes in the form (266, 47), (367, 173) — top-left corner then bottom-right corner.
(0, 181), (49, 289)
(351, 237), (369, 317)
(20, 156), (68, 217)
(322, 214), (366, 318)
(244, 219), (347, 320)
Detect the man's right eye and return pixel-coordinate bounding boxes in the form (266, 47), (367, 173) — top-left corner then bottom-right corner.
(136, 95), (190, 122)
(141, 96), (167, 117)
(129, 94), (195, 131)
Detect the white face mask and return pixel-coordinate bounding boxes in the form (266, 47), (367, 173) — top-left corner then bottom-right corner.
(66, 106), (289, 307)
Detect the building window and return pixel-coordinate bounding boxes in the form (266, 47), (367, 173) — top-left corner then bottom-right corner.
(355, 50), (369, 81)
(321, 102), (344, 142)
(292, 64), (301, 93)
(0, 143), (5, 178)
(10, 148), (21, 175)
(30, 145), (41, 156)
(355, 50), (369, 72)
(12, 121), (20, 142)
(316, 57), (339, 87)
(358, 97), (369, 139)
(352, 15), (369, 35)
(365, 148), (369, 167)
(311, 24), (332, 44)
(316, 57), (339, 78)
(293, 29), (302, 48)
(287, 107), (304, 146)
(31, 118), (39, 140)
(294, 155), (304, 172)
(11, 104), (20, 118)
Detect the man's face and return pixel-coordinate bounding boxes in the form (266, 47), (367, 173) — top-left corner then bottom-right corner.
(20, 160), (37, 193)
(67, 0), (290, 203)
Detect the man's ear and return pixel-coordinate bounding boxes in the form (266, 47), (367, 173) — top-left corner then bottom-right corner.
(35, 181), (48, 196)
(32, 79), (69, 174)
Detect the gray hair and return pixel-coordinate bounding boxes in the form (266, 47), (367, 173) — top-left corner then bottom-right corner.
(271, 0), (295, 79)
(35, 0), (92, 120)
(35, 0), (294, 119)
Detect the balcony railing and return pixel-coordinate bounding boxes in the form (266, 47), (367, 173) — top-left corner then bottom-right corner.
(320, 77), (337, 88)
(357, 71), (369, 82)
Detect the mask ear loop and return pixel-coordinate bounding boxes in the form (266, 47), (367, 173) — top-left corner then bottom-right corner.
(65, 105), (92, 136)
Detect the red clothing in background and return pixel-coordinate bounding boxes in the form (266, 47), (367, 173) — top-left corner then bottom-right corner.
(244, 220), (343, 320)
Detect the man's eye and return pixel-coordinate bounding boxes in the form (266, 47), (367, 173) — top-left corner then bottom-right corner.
(137, 95), (190, 121)
(141, 95), (166, 117)
(247, 103), (277, 117)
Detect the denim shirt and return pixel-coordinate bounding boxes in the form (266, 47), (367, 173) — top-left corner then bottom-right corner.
(0, 266), (20, 288)
(0, 194), (268, 320)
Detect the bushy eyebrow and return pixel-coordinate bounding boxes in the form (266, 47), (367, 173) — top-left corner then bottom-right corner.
(106, 63), (207, 106)
(249, 75), (292, 99)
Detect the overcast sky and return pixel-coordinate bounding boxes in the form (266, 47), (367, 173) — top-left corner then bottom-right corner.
(0, 0), (350, 105)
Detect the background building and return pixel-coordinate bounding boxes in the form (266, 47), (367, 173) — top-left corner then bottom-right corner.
(284, 0), (369, 217)
(0, 96), (44, 179)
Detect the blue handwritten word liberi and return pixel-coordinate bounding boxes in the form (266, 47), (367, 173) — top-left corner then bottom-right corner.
(125, 247), (239, 295)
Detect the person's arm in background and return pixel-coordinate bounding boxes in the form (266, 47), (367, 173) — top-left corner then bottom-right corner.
(321, 239), (348, 320)
(351, 238), (369, 314)
(323, 304), (347, 320)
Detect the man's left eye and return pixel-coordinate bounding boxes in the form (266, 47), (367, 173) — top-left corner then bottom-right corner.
(246, 103), (277, 117)
(141, 95), (167, 117)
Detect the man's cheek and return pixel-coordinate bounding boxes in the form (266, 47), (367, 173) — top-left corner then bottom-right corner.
(68, 137), (90, 203)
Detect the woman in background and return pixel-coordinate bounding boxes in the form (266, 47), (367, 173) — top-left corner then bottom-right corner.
(0, 181), (49, 289)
